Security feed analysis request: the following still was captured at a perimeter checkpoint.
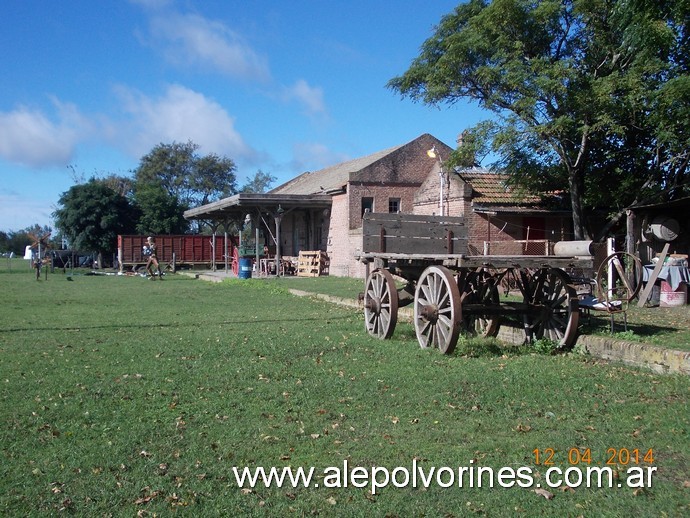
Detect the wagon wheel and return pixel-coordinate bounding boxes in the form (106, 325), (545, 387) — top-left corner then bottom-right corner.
(531, 268), (579, 349)
(232, 247), (239, 276)
(414, 265), (462, 354)
(363, 269), (399, 339)
(460, 270), (500, 338)
(595, 252), (643, 310)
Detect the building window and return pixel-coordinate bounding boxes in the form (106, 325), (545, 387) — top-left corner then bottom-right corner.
(362, 197), (374, 217)
(388, 198), (400, 213)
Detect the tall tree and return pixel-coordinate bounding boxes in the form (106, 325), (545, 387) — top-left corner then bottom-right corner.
(134, 141), (237, 209)
(53, 179), (138, 266)
(134, 180), (189, 235)
(388, 0), (689, 239)
(240, 170), (277, 193)
(100, 174), (136, 198)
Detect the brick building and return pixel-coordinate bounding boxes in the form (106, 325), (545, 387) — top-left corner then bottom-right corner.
(184, 133), (572, 277)
(271, 133), (454, 276)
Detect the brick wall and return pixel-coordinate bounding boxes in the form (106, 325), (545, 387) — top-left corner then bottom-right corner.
(326, 193), (351, 276)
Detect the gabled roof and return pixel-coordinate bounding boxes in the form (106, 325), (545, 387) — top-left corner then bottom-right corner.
(271, 145), (402, 195)
(271, 133), (450, 195)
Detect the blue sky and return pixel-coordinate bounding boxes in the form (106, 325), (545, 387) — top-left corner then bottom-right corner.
(0, 0), (487, 233)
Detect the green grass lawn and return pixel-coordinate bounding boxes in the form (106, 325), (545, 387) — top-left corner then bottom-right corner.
(1, 263), (688, 516)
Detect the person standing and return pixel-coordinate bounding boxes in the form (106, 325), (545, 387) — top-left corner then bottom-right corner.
(145, 236), (163, 280)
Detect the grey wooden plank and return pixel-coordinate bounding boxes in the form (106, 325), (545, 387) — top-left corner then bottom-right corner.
(354, 252), (594, 269)
(363, 235), (468, 255)
(363, 222), (467, 239)
(637, 243), (670, 307)
(364, 212), (465, 225)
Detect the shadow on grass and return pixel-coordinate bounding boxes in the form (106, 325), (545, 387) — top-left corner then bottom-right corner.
(392, 324), (534, 358)
(579, 314), (679, 340)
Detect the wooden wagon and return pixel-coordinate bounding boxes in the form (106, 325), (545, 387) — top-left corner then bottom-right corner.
(354, 213), (598, 354)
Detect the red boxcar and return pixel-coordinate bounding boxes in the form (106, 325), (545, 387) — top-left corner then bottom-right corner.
(117, 235), (236, 272)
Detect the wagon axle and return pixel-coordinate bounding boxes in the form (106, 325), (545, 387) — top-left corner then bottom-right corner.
(418, 304), (439, 323)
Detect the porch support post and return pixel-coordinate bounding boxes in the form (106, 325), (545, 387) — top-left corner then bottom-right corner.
(274, 205), (284, 276)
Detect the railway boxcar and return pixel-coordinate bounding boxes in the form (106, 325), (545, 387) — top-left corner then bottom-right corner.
(117, 234), (235, 272)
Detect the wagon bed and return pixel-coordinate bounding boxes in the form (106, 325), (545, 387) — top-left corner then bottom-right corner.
(354, 213), (596, 353)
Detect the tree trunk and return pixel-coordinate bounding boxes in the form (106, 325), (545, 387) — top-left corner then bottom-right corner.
(626, 210), (635, 255)
(568, 169), (589, 240)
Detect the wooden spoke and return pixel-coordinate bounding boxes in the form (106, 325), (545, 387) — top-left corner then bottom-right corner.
(532, 268), (579, 349)
(596, 252), (643, 308)
(460, 270), (500, 338)
(414, 265), (462, 354)
(364, 269), (399, 339)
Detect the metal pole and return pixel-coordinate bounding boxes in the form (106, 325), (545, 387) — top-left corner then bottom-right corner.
(439, 169), (444, 216)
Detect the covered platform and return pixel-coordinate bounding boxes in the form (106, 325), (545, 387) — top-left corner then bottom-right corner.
(183, 193), (332, 275)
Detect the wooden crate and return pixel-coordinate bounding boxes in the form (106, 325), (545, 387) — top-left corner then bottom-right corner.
(297, 251), (329, 277)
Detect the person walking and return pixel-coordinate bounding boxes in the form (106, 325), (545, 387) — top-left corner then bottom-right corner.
(145, 236), (163, 280)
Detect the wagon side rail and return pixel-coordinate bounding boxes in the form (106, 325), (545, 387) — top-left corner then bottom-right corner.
(359, 212), (469, 256)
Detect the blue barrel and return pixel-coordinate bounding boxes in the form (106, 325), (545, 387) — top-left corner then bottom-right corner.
(238, 257), (252, 279)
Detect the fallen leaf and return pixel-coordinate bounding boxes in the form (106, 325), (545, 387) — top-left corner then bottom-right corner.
(134, 490), (162, 505)
(327, 496), (337, 505)
(534, 488), (554, 500)
(310, 433), (320, 439)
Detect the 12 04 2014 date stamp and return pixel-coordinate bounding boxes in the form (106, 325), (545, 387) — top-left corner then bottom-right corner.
(531, 448), (657, 489)
(533, 447), (655, 466)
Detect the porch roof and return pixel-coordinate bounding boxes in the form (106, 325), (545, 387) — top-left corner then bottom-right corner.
(183, 193), (332, 222)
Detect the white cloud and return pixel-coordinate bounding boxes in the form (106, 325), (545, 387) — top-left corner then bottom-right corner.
(148, 12), (270, 82)
(115, 84), (254, 160)
(283, 79), (327, 116)
(135, 5), (329, 123)
(0, 101), (88, 168)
